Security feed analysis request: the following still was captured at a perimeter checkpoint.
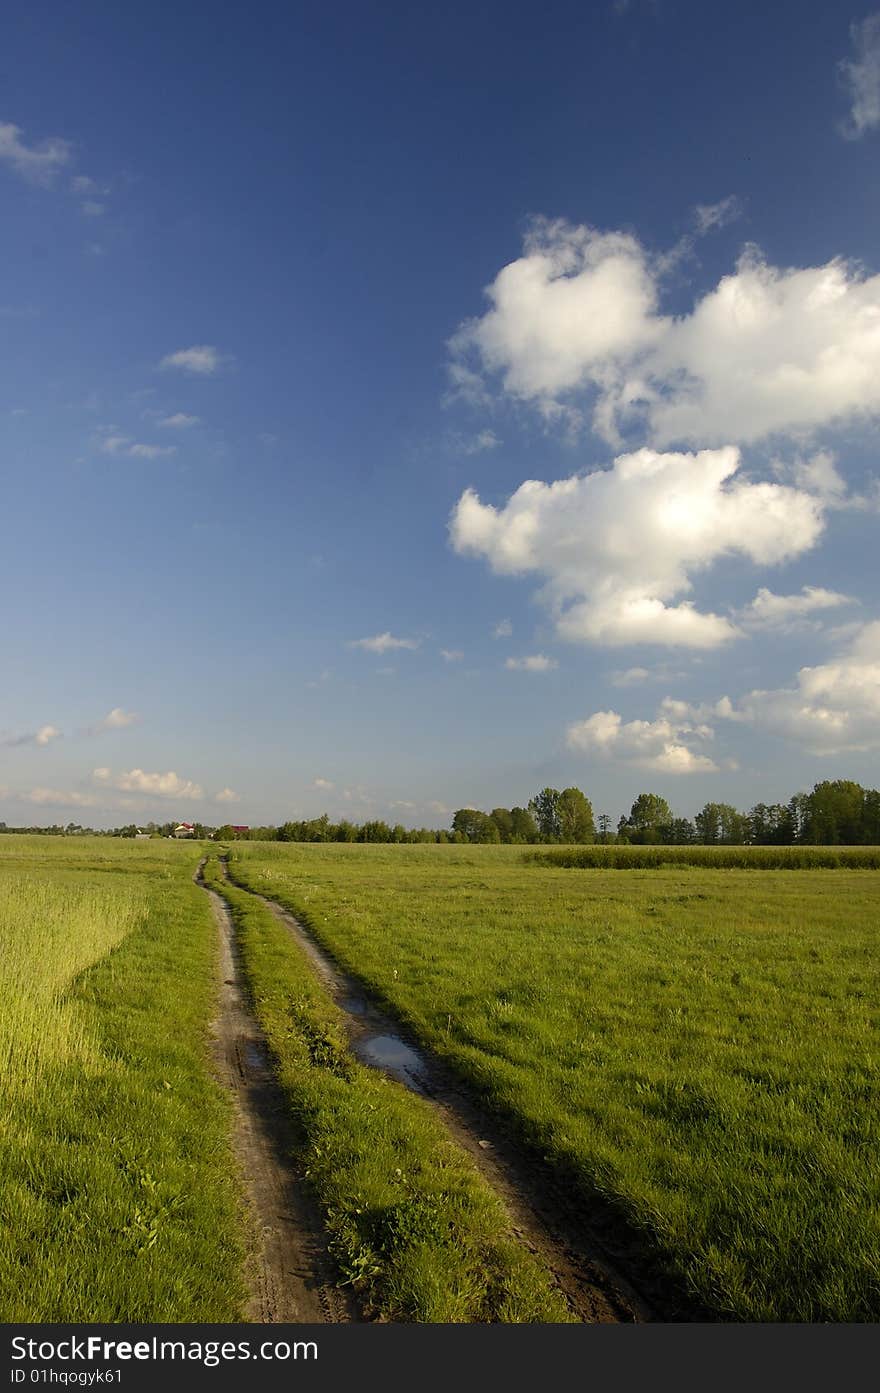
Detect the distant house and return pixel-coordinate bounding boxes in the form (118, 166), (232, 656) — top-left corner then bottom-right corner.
(231, 825), (250, 838)
(174, 822), (196, 838)
(134, 829), (151, 841)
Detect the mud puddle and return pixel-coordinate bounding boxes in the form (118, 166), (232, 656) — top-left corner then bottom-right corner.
(222, 861), (654, 1324)
(198, 865), (355, 1324)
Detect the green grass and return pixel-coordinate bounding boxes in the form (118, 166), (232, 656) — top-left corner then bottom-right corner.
(228, 841), (880, 1321)
(0, 836), (248, 1321)
(203, 856), (572, 1323)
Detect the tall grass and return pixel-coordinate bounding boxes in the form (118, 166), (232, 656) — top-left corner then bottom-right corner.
(527, 844), (880, 869)
(0, 873), (146, 1096)
(0, 838), (247, 1321)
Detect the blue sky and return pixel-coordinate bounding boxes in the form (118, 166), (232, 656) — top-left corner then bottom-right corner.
(2, 0), (880, 828)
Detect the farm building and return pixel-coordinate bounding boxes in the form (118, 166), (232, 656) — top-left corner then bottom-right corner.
(173, 822), (195, 838)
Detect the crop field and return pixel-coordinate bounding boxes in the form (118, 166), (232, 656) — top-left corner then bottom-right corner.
(228, 841), (880, 1321)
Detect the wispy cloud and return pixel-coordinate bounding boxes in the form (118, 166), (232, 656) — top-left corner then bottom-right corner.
(99, 434), (175, 460)
(505, 654), (558, 672)
(214, 787), (239, 804)
(839, 12), (880, 138)
(85, 708), (140, 736)
(350, 632), (419, 653)
(159, 413), (200, 429)
(492, 619), (512, 639)
(693, 194), (742, 234)
(0, 121), (72, 185)
(23, 787), (97, 807)
(312, 777), (335, 790)
(1, 724), (62, 749)
(440, 648), (464, 662)
(159, 345), (226, 376)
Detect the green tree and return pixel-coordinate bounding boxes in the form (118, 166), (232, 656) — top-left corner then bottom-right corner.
(557, 787), (595, 843)
(802, 780), (864, 845)
(528, 788), (562, 840)
(509, 806), (538, 842)
(490, 808), (514, 842)
(629, 793), (673, 834)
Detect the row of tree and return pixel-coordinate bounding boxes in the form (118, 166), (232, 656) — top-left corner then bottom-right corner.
(3, 779), (879, 845)
(450, 781), (880, 847)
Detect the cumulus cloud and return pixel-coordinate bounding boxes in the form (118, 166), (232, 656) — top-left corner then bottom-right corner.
(214, 787), (239, 803)
(93, 767), (204, 799)
(350, 632), (419, 653)
(505, 654), (558, 671)
(451, 446), (824, 648)
(567, 708), (719, 773)
(2, 724), (62, 749)
(0, 122), (71, 184)
(840, 13), (880, 138)
(718, 620), (880, 754)
(159, 345), (225, 375)
(159, 412), (200, 429)
(451, 218), (880, 447)
(740, 585), (855, 632)
(84, 708), (140, 736)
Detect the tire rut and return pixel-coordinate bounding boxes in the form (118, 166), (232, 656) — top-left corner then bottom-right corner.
(222, 861), (654, 1324)
(199, 866), (356, 1324)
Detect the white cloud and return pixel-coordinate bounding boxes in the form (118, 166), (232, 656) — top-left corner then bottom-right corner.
(567, 708), (718, 773)
(719, 620), (880, 754)
(740, 585), (855, 631)
(493, 618), (513, 638)
(451, 446), (824, 648)
(89, 708), (140, 734)
(0, 122), (71, 184)
(505, 654), (558, 671)
(93, 767), (204, 799)
(840, 13), (880, 138)
(214, 787), (239, 804)
(610, 667), (651, 687)
(693, 195), (742, 234)
(159, 413), (200, 429)
(99, 435), (175, 459)
(129, 443), (176, 459)
(350, 632), (419, 653)
(451, 218), (880, 447)
(24, 787), (97, 808)
(440, 648), (464, 662)
(1, 724), (62, 749)
(312, 777), (334, 790)
(81, 200), (105, 217)
(458, 429), (502, 455)
(159, 345), (225, 375)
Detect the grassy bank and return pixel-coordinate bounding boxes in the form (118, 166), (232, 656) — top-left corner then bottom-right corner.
(0, 837), (247, 1321)
(203, 856), (572, 1322)
(228, 841), (880, 1321)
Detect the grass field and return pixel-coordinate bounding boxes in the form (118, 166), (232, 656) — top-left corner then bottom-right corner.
(0, 836), (247, 1322)
(228, 841), (880, 1321)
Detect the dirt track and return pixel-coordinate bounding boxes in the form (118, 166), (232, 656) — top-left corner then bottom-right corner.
(220, 862), (653, 1324)
(202, 872), (355, 1323)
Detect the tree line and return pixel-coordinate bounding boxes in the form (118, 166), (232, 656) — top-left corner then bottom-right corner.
(2, 778), (879, 844)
